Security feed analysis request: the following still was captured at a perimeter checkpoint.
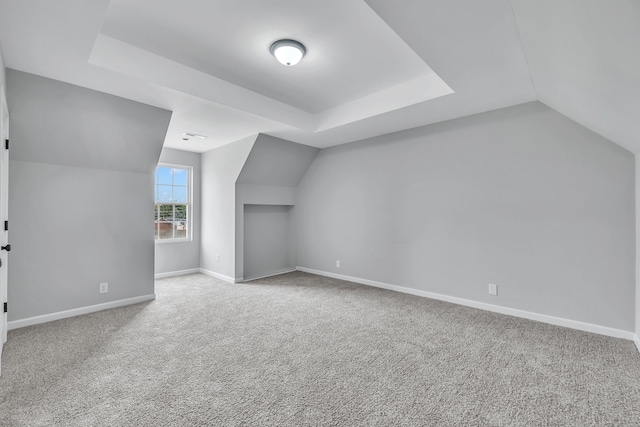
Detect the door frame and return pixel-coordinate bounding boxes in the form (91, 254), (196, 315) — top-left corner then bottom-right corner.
(0, 83), (9, 375)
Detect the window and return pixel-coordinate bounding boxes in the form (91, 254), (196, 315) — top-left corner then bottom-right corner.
(154, 164), (191, 241)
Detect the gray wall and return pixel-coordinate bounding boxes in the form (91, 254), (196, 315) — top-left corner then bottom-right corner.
(243, 204), (294, 280)
(7, 70), (169, 173)
(636, 161), (640, 337)
(9, 162), (154, 320)
(235, 134), (318, 280)
(236, 184), (297, 280)
(7, 70), (171, 321)
(237, 134), (319, 186)
(155, 148), (201, 275)
(200, 135), (256, 280)
(297, 102), (635, 331)
(0, 42), (5, 89)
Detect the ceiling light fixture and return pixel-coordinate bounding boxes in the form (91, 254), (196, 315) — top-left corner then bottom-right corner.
(270, 39), (306, 67)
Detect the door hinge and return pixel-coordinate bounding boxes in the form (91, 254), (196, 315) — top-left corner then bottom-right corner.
(4, 139), (8, 150)
(3, 221), (7, 231)
(3, 302), (6, 313)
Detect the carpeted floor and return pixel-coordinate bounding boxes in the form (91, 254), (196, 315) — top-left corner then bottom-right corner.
(0, 272), (639, 426)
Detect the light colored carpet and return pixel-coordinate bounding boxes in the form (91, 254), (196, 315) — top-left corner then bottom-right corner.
(1, 271), (639, 426)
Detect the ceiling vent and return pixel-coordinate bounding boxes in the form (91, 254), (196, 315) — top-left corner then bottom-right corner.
(182, 132), (208, 141)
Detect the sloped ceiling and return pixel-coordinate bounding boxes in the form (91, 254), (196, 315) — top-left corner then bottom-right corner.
(0, 0), (636, 153)
(7, 70), (171, 173)
(237, 135), (319, 187)
(511, 0), (640, 153)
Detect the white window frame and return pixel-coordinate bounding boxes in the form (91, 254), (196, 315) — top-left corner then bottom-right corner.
(154, 163), (193, 244)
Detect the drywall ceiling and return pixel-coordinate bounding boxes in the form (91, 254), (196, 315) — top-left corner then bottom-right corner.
(237, 134), (319, 187)
(511, 0), (640, 153)
(100, 0), (435, 114)
(0, 0), (635, 153)
(7, 69), (171, 173)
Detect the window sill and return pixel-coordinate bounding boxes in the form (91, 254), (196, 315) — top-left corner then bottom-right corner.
(155, 238), (193, 244)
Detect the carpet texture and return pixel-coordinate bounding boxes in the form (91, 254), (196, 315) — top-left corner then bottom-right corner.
(1, 272), (639, 426)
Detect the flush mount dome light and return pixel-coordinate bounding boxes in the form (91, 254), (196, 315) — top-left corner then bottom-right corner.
(270, 39), (306, 66)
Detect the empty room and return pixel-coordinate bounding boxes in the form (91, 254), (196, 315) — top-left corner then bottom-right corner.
(0, 0), (639, 425)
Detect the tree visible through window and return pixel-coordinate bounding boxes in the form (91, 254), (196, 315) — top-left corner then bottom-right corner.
(154, 165), (190, 240)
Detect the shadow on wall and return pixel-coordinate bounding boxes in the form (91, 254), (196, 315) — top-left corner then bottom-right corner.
(243, 204), (295, 281)
(234, 134), (318, 281)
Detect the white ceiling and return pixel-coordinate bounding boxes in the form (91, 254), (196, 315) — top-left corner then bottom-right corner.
(511, 0), (640, 154)
(101, 0), (435, 114)
(0, 0), (637, 153)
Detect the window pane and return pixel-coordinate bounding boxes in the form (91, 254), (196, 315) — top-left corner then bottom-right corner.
(157, 206), (174, 239)
(174, 205), (187, 220)
(157, 204), (173, 220)
(158, 221), (174, 239)
(174, 221), (187, 239)
(155, 205), (173, 237)
(173, 168), (188, 186)
(154, 165), (190, 241)
(173, 186), (187, 203)
(156, 185), (173, 203)
(157, 166), (172, 185)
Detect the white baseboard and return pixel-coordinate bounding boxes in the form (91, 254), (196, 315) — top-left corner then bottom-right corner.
(243, 269), (297, 282)
(7, 294), (156, 331)
(199, 268), (235, 284)
(155, 268), (200, 279)
(634, 334), (640, 353)
(296, 266), (636, 342)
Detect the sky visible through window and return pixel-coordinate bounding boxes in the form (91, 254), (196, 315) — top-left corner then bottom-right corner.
(155, 166), (188, 203)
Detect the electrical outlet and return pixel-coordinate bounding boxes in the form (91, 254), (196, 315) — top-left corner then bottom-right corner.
(216, 254), (220, 262)
(488, 283), (498, 296)
(99, 282), (108, 294)
(336, 260), (341, 268)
